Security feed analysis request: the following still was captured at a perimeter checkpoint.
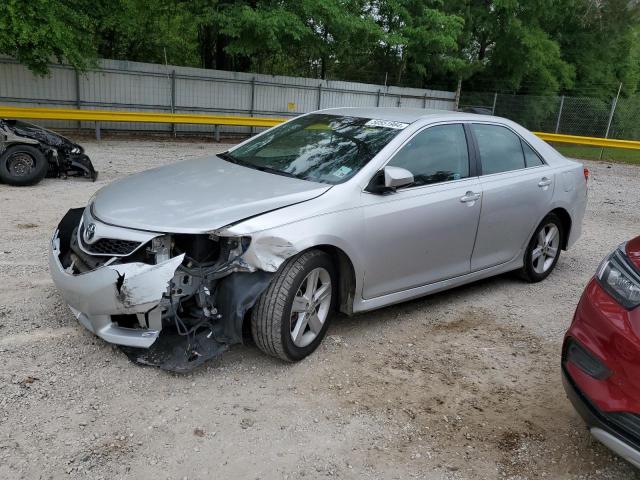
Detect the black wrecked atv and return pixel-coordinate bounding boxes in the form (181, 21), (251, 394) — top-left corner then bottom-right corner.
(0, 119), (97, 186)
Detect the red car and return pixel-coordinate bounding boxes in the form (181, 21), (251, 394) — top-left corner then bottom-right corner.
(563, 236), (640, 467)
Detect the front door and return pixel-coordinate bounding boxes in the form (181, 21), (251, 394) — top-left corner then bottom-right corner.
(361, 123), (482, 299)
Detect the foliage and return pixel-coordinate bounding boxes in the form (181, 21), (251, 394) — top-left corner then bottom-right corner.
(2, 0), (640, 101)
(90, 0), (199, 67)
(447, 0), (575, 94)
(551, 0), (640, 98)
(0, 0), (96, 75)
(366, 0), (465, 87)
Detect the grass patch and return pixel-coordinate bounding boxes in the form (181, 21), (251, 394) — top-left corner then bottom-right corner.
(553, 143), (640, 165)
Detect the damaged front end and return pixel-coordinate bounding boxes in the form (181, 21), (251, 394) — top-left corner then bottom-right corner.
(1, 119), (97, 181)
(49, 208), (273, 372)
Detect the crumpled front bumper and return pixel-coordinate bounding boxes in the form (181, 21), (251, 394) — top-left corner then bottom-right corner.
(48, 230), (184, 348)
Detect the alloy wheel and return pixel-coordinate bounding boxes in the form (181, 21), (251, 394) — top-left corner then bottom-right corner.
(290, 267), (332, 348)
(532, 223), (560, 274)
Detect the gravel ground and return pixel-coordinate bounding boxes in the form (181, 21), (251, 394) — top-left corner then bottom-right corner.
(1, 136), (639, 480)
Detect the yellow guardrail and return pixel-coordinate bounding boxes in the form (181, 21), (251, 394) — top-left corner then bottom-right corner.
(0, 106), (284, 128)
(533, 132), (640, 150)
(3, 105), (640, 149)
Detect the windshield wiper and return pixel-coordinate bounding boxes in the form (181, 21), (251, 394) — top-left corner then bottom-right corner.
(252, 165), (302, 180)
(219, 152), (302, 180)
(217, 151), (239, 164)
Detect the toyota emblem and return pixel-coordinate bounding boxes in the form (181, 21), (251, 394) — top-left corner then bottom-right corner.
(84, 223), (96, 242)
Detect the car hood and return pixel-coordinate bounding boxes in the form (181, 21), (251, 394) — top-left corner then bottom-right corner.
(92, 156), (331, 233)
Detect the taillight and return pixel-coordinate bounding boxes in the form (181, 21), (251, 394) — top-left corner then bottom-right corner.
(583, 167), (590, 182)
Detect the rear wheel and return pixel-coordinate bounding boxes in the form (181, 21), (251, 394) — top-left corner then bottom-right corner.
(519, 213), (564, 282)
(0, 145), (48, 186)
(251, 250), (336, 362)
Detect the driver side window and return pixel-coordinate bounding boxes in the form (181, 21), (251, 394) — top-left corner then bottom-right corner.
(387, 124), (470, 187)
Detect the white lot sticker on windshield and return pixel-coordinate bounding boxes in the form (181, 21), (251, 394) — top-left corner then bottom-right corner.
(333, 166), (353, 178)
(365, 119), (409, 129)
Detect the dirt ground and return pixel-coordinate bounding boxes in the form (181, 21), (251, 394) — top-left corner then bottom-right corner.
(1, 135), (639, 480)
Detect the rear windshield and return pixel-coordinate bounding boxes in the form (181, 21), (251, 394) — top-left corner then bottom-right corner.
(222, 114), (405, 184)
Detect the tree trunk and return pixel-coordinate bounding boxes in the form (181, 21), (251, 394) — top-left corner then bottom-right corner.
(397, 55), (407, 85)
(214, 34), (229, 70)
(478, 40), (487, 61)
(198, 24), (216, 69)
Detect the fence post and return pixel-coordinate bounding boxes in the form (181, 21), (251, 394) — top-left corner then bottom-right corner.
(600, 82), (623, 160)
(604, 83), (622, 139)
(75, 69), (82, 132)
(423, 93), (428, 109)
(317, 83), (323, 110)
(555, 95), (565, 134)
(397, 95), (401, 107)
(171, 70), (176, 137)
(250, 77), (256, 136)
(376, 89), (381, 107)
(491, 92), (498, 115)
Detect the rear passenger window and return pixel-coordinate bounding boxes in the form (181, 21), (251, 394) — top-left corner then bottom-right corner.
(472, 124), (525, 175)
(388, 124), (469, 187)
(522, 141), (544, 167)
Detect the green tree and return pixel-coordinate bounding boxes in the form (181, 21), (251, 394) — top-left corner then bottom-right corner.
(90, 0), (199, 67)
(550, 0), (640, 98)
(370, 0), (465, 87)
(0, 0), (96, 75)
(216, 1), (308, 74)
(4, 0), (640, 101)
(189, 0), (385, 78)
(448, 0), (575, 94)
(285, 0), (384, 80)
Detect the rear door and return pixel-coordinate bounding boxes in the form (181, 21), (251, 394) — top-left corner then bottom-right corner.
(361, 123), (482, 299)
(469, 123), (554, 271)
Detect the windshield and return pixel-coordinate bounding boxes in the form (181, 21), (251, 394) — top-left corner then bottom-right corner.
(222, 114), (405, 184)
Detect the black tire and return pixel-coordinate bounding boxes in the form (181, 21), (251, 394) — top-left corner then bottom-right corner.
(519, 213), (564, 283)
(0, 145), (48, 186)
(251, 249), (337, 362)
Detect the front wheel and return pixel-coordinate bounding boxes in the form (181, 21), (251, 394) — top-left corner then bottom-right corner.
(251, 250), (336, 362)
(519, 213), (564, 283)
(0, 145), (48, 186)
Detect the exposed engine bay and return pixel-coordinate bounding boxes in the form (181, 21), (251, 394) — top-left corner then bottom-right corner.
(51, 208), (273, 372)
(0, 119), (97, 184)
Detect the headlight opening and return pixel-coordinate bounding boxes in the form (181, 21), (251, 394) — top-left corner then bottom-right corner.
(597, 246), (640, 310)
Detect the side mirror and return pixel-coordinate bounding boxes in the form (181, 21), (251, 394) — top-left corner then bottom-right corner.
(383, 166), (414, 189)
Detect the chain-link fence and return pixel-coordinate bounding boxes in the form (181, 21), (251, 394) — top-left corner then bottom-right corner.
(460, 91), (639, 141)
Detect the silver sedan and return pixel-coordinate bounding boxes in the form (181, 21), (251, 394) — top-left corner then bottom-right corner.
(49, 108), (588, 370)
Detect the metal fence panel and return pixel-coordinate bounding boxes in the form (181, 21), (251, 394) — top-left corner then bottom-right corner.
(0, 63), (76, 104)
(0, 56), (456, 136)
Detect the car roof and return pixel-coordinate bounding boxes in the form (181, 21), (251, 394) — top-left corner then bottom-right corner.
(318, 107), (499, 124)
(316, 107), (571, 167)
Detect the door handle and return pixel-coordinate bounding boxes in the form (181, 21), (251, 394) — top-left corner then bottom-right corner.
(538, 177), (552, 187)
(460, 191), (481, 203)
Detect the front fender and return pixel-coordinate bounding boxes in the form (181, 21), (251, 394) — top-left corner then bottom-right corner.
(222, 208), (365, 295)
